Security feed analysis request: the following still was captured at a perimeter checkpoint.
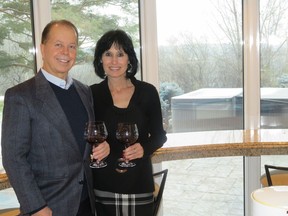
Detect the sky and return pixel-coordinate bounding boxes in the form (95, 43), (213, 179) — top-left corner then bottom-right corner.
(156, 0), (217, 45)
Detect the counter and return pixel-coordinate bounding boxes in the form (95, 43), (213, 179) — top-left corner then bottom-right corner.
(1, 129), (288, 190)
(152, 129), (288, 163)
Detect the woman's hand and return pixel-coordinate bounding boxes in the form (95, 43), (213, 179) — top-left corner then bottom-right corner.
(92, 141), (110, 161)
(123, 143), (144, 161)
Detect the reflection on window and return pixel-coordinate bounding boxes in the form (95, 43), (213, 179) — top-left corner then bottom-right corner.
(260, 0), (288, 129)
(156, 0), (243, 133)
(50, 0), (140, 85)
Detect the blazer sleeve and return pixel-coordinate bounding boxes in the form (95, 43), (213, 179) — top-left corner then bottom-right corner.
(1, 88), (46, 213)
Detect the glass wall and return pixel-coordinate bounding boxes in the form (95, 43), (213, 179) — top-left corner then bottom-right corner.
(260, 0), (288, 184)
(50, 0), (140, 85)
(260, 0), (288, 129)
(157, 0), (243, 133)
(1, 0), (288, 215)
(0, 0), (35, 110)
(0, 0), (35, 171)
(156, 0), (244, 215)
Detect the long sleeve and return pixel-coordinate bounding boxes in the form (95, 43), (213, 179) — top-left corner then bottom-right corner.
(2, 87), (47, 213)
(139, 84), (167, 157)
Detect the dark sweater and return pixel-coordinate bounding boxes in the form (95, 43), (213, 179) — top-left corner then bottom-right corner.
(50, 83), (88, 154)
(49, 82), (89, 201)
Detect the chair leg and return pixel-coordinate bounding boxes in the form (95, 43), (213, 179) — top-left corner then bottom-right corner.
(153, 169), (168, 216)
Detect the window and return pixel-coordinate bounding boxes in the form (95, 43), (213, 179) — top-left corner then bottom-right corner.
(0, 1), (35, 100)
(1, 1), (287, 215)
(260, 0), (288, 190)
(50, 0), (140, 84)
(0, 0), (35, 170)
(156, 0), (244, 215)
(260, 0), (288, 129)
(157, 0), (243, 133)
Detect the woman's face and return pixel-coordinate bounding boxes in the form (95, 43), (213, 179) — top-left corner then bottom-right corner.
(101, 43), (129, 79)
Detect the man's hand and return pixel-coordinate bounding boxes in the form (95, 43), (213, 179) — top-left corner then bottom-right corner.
(31, 206), (52, 216)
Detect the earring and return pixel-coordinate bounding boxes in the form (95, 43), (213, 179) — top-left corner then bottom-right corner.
(127, 63), (132, 74)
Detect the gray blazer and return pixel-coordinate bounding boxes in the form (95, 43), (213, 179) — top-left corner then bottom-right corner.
(1, 71), (95, 215)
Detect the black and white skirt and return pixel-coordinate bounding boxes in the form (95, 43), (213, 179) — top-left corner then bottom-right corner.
(94, 189), (154, 216)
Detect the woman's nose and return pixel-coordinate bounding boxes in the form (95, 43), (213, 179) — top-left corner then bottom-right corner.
(111, 55), (118, 64)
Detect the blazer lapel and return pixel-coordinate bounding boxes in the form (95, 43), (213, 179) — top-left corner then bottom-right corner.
(34, 71), (81, 153)
(73, 79), (94, 122)
(73, 79), (95, 158)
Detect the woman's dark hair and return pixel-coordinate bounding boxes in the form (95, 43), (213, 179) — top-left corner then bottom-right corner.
(41, 19), (79, 44)
(93, 29), (139, 79)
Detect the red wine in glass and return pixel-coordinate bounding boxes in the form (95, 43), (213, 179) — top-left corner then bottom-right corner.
(115, 122), (139, 172)
(84, 121), (108, 168)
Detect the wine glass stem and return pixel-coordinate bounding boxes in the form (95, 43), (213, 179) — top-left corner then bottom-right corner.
(124, 144), (130, 162)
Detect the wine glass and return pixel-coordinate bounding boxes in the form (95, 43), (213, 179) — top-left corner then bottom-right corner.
(116, 122), (139, 170)
(84, 121), (108, 168)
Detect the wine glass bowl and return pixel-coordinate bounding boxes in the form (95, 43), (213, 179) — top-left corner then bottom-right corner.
(116, 122), (139, 170)
(84, 121), (108, 168)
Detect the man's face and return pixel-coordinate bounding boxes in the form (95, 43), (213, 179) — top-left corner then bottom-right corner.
(40, 24), (77, 79)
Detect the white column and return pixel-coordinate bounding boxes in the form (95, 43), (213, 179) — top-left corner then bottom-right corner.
(243, 0), (261, 215)
(32, 0), (51, 71)
(139, 0), (160, 89)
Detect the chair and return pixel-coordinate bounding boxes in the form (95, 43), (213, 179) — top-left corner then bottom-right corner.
(0, 208), (20, 216)
(260, 164), (288, 187)
(153, 169), (168, 216)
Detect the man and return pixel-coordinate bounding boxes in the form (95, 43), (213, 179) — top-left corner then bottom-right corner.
(1, 20), (109, 216)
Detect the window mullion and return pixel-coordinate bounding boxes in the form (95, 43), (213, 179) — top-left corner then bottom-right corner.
(243, 0), (261, 215)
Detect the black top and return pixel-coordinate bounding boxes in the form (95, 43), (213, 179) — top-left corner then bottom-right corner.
(90, 77), (167, 194)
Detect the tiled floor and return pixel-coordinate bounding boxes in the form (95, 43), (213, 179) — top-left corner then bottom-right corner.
(161, 157), (243, 216)
(161, 155), (288, 216)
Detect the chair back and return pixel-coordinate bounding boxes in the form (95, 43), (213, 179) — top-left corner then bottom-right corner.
(153, 169), (168, 216)
(261, 164), (288, 187)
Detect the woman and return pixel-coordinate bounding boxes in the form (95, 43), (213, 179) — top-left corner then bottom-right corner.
(90, 29), (167, 216)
